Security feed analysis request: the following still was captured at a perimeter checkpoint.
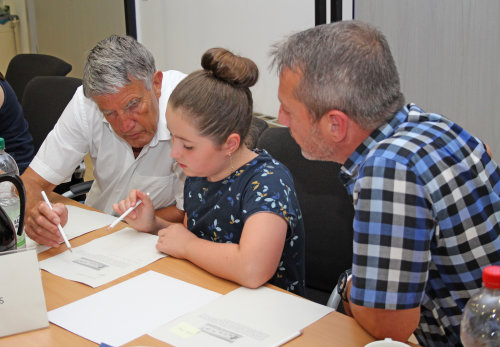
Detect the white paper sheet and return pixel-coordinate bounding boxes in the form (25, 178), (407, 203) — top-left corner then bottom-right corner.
(39, 227), (165, 287)
(48, 271), (221, 346)
(26, 204), (118, 253)
(149, 286), (334, 347)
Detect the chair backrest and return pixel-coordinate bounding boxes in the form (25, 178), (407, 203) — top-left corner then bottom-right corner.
(245, 116), (269, 149)
(5, 54), (72, 103)
(257, 126), (354, 304)
(22, 76), (82, 153)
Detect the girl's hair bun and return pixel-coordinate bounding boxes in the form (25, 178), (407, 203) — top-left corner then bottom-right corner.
(201, 48), (258, 88)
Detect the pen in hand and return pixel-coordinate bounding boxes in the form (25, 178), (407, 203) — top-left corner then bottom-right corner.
(108, 200), (143, 230)
(41, 191), (72, 252)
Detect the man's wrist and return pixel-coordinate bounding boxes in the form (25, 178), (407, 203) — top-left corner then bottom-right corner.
(337, 268), (352, 302)
(342, 276), (352, 302)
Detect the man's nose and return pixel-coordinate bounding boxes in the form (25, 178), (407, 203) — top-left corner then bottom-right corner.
(278, 106), (290, 126)
(117, 112), (135, 133)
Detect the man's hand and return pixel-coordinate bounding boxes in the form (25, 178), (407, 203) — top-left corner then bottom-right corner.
(21, 167), (65, 247)
(25, 200), (68, 247)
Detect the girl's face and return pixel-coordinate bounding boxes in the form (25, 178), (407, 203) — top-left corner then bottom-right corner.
(166, 104), (231, 181)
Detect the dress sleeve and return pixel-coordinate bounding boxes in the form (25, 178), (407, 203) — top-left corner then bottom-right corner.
(241, 159), (301, 230)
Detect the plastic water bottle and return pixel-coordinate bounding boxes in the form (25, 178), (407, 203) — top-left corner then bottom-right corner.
(0, 137), (24, 248)
(460, 265), (500, 347)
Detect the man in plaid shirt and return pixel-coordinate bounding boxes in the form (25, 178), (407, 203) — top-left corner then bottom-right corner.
(271, 20), (500, 346)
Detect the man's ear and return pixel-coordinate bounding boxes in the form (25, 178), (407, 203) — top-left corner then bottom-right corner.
(152, 71), (163, 98)
(323, 110), (349, 142)
(225, 133), (241, 154)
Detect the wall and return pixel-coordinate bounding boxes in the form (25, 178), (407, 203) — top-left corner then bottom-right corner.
(0, 0), (30, 72)
(0, 21), (17, 73)
(136, 0), (499, 159)
(3, 0), (30, 53)
(135, 0), (314, 118)
(33, 0), (126, 78)
(355, 0), (500, 160)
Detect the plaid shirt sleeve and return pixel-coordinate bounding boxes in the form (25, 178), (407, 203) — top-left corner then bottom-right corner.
(350, 155), (433, 310)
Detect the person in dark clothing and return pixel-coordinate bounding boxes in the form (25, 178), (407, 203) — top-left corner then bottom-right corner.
(0, 71), (34, 173)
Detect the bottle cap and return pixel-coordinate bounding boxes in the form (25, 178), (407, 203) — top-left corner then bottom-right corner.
(0, 137), (4, 151)
(483, 265), (500, 289)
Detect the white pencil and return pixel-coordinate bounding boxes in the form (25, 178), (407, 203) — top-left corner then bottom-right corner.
(271, 331), (302, 347)
(41, 191), (72, 252)
(108, 200), (143, 229)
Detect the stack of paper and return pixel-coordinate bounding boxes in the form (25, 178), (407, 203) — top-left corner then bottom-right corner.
(149, 286), (334, 346)
(48, 271), (221, 346)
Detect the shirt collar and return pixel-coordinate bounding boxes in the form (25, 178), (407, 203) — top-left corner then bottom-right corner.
(153, 110), (171, 145)
(340, 104), (415, 181)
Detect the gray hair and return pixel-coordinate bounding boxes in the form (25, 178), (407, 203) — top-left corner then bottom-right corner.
(270, 20), (404, 129)
(83, 34), (156, 97)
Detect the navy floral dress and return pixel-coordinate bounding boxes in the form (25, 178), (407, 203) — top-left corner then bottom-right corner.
(184, 150), (305, 296)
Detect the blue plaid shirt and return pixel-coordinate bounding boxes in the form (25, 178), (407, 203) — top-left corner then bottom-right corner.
(340, 104), (500, 347)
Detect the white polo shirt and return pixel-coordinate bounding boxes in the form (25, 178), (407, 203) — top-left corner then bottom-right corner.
(30, 70), (186, 215)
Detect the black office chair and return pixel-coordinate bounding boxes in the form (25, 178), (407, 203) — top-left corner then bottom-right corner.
(245, 116), (269, 149)
(5, 53), (72, 103)
(22, 76), (82, 151)
(22, 76), (88, 201)
(257, 127), (354, 307)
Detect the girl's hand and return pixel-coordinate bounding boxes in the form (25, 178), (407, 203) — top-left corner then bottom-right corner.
(112, 189), (156, 233)
(156, 223), (197, 258)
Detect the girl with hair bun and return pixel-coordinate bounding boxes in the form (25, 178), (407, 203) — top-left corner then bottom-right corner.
(113, 48), (305, 295)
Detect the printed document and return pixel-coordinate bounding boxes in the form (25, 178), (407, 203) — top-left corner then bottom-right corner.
(26, 204), (118, 253)
(39, 227), (165, 287)
(48, 271), (221, 346)
(149, 286), (334, 346)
